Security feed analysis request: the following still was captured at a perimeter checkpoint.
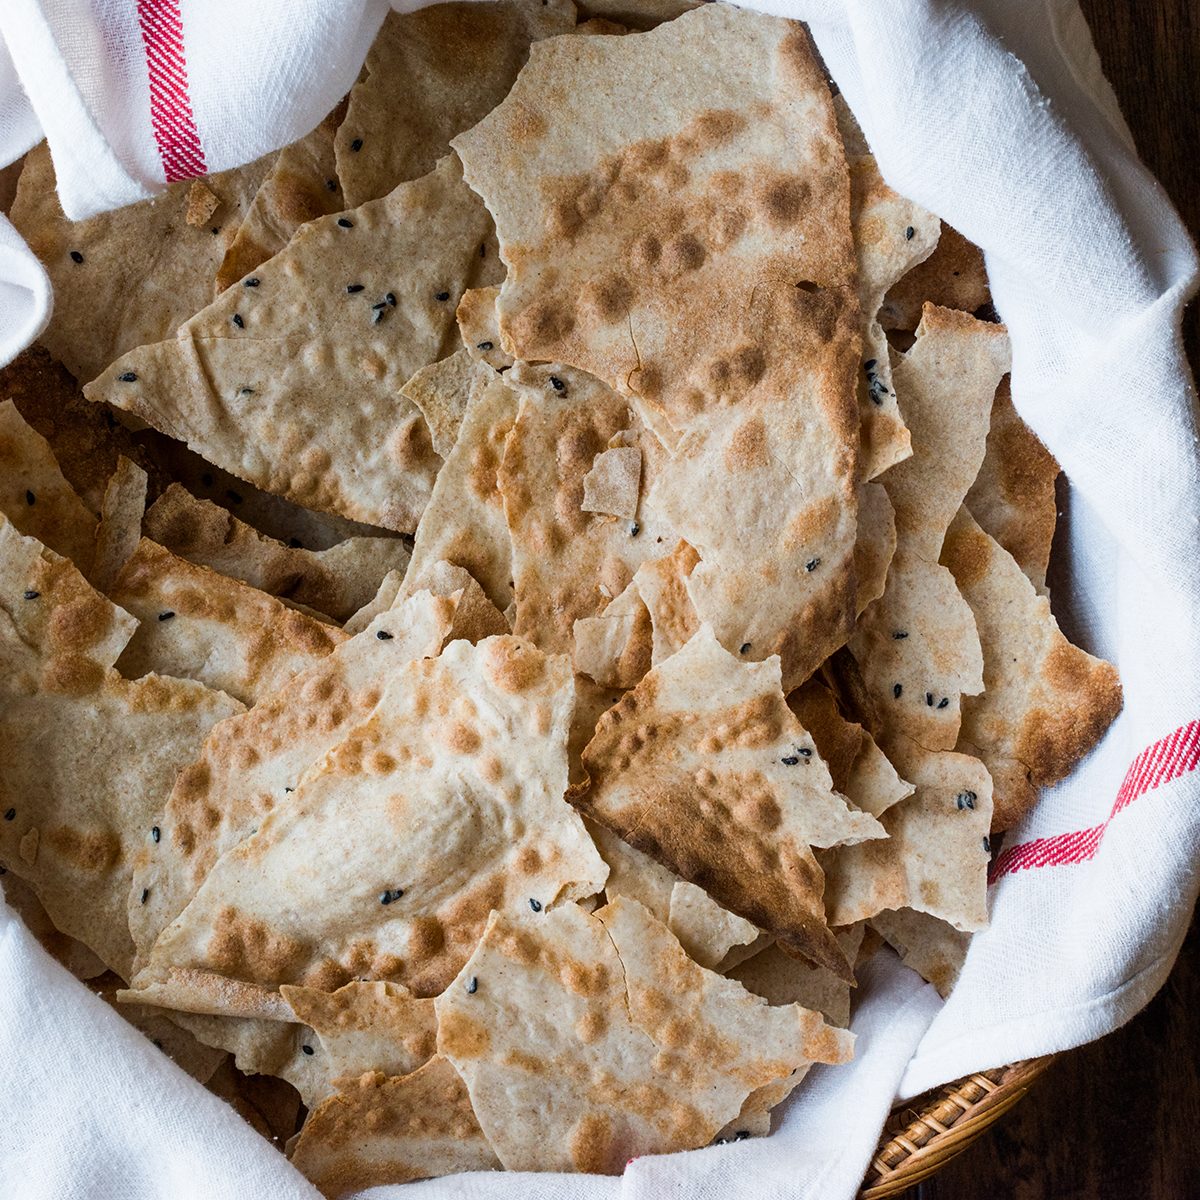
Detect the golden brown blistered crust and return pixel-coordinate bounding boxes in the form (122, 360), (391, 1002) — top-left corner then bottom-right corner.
(575, 687), (852, 979)
(289, 1058), (497, 1197)
(965, 377), (1059, 591)
(941, 510), (1122, 831)
(880, 223), (990, 331)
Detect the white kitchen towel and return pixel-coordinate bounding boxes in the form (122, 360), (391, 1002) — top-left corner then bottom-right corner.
(1, 1), (1197, 1199)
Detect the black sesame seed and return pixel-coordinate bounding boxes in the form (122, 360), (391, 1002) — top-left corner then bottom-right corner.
(379, 888), (404, 905)
(23, 590), (39, 600)
(905, 225), (915, 240)
(3, 808), (15, 821)
(734, 1130), (750, 1141)
(805, 557), (820, 572)
(284, 787), (294, 794)
(140, 888), (149, 904)
(302, 1043), (315, 1055)
(715, 1138), (728, 1146)
(892, 631), (908, 640)
(210, 227), (220, 236)
(982, 836), (992, 854)
(377, 630), (393, 640)
(288, 537), (303, 549)
(740, 643), (751, 654)
(937, 697), (950, 709)
(151, 826), (160, 843)
(326, 179), (337, 192)
(467, 976), (479, 994)
(529, 898), (543, 912)
(781, 755), (800, 766)
(69, 250), (84, 264)
(25, 490), (35, 505)
(893, 683), (903, 699)
(477, 340), (494, 351)
(797, 747), (812, 758)
(232, 313), (244, 329)
(346, 284), (364, 293)
(226, 489), (243, 504)
(244, 277), (260, 287)
(548, 375), (566, 394)
(239, 387), (254, 396)
(863, 359), (877, 371)
(629, 522), (640, 537)
(158, 611), (175, 622)
(373, 308), (386, 324)
(957, 790), (978, 811)
(350, 138), (363, 152)
(372, 300), (388, 310)
(435, 291), (450, 302)
(386, 293), (396, 306)
(337, 218), (353, 228)
(926, 692), (934, 706)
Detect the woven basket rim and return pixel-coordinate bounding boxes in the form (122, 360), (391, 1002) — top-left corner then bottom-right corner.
(858, 1055), (1057, 1197)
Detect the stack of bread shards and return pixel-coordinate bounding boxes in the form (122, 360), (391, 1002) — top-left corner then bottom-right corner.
(0, 1), (1122, 1192)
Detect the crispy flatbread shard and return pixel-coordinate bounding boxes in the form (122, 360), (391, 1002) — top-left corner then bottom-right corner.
(1, 348), (156, 515)
(133, 637), (607, 1001)
(405, 372), (518, 613)
(90, 456), (148, 592)
(397, 348), (492, 460)
(335, 0), (577, 208)
(964, 378), (1059, 592)
(787, 680), (913, 818)
(631, 539), (701, 663)
(343, 570), (404, 635)
(216, 102), (348, 293)
(849, 548), (984, 753)
(728, 924), (865, 1027)
(824, 734), (993, 931)
(85, 156), (497, 532)
(2, 873), (108, 980)
(126, 587), (457, 964)
(91, 973), (228, 1084)
(110, 539), (346, 706)
(437, 899), (851, 1172)
(648, 291), (861, 691)
(0, 519), (242, 978)
(834, 98), (939, 481)
(588, 819), (757, 968)
(454, 6), (857, 439)
(854, 480), (896, 617)
(143, 484), (410, 623)
(575, 626), (883, 979)
(290, 1058), (499, 1197)
(942, 508), (1121, 831)
(398, 559), (510, 644)
(500, 363), (674, 654)
(883, 304), (1011, 563)
(571, 581), (651, 688)
(870, 908), (970, 998)
(0, 399), (98, 565)
(880, 224), (991, 332)
(456, 286), (513, 370)
(569, 676), (625, 787)
(10, 143), (272, 382)
(582, 446), (641, 520)
(279, 981), (437, 1106)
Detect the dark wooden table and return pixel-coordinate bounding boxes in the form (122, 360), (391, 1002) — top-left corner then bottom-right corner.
(901, 2), (1200, 1196)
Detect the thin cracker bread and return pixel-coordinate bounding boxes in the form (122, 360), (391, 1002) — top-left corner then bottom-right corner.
(132, 637), (607, 1001)
(335, 0), (577, 207)
(437, 897), (852, 1172)
(880, 224), (991, 332)
(110, 539), (346, 706)
(90, 456), (148, 591)
(143, 484), (411, 623)
(456, 286), (513, 370)
(85, 155), (498, 531)
(870, 908), (970, 998)
(397, 347), (491, 461)
(942, 507), (1121, 831)
(10, 143), (272, 382)
(574, 626), (883, 978)
(0, 399), (98, 565)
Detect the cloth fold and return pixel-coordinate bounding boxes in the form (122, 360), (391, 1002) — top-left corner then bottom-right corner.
(1, 1), (1197, 1198)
